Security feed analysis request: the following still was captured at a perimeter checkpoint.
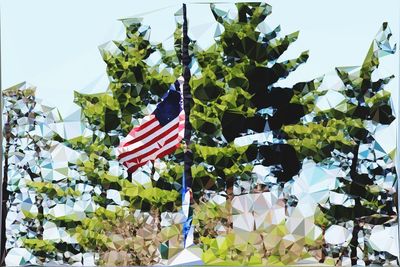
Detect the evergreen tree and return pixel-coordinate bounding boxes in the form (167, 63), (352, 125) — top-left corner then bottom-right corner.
(188, 1), (307, 217)
(1, 83), (89, 265)
(282, 23), (397, 265)
(186, 3), (324, 264)
(190, 3), (309, 191)
(70, 15), (187, 265)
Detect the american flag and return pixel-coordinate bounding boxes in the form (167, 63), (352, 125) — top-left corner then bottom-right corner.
(117, 80), (185, 173)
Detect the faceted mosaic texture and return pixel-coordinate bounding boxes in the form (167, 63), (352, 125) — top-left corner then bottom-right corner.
(2, 2), (399, 266)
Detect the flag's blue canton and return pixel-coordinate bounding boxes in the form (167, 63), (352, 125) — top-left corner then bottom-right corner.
(153, 86), (182, 126)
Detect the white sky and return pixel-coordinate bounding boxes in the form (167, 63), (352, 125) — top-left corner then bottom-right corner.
(1, 0), (399, 116)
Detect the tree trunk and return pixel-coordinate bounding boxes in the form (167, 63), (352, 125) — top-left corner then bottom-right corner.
(350, 143), (360, 266)
(33, 139), (44, 238)
(350, 219), (360, 266)
(226, 177), (234, 232)
(0, 122), (11, 265)
(319, 228), (326, 264)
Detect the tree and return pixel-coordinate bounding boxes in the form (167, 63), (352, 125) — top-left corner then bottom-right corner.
(190, 3), (309, 189)
(185, 2), (326, 264)
(1, 83), (83, 265)
(187, 1), (310, 204)
(282, 23), (398, 265)
(70, 15), (188, 265)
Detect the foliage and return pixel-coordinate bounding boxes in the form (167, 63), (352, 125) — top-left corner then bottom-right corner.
(2, 3), (398, 267)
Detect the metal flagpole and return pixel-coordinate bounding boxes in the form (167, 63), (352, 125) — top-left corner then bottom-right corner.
(182, 3), (194, 248)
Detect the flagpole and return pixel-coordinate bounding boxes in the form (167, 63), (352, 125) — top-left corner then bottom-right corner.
(182, 3), (194, 246)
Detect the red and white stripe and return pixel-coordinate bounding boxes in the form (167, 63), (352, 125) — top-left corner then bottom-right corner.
(117, 111), (185, 173)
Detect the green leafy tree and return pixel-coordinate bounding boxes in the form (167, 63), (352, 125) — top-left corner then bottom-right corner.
(282, 23), (397, 265)
(185, 3), (324, 264)
(1, 84), (91, 265)
(1, 85), (50, 264)
(188, 2), (308, 198)
(70, 16), (188, 265)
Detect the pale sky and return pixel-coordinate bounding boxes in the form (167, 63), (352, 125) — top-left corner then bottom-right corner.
(1, 0), (399, 116)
